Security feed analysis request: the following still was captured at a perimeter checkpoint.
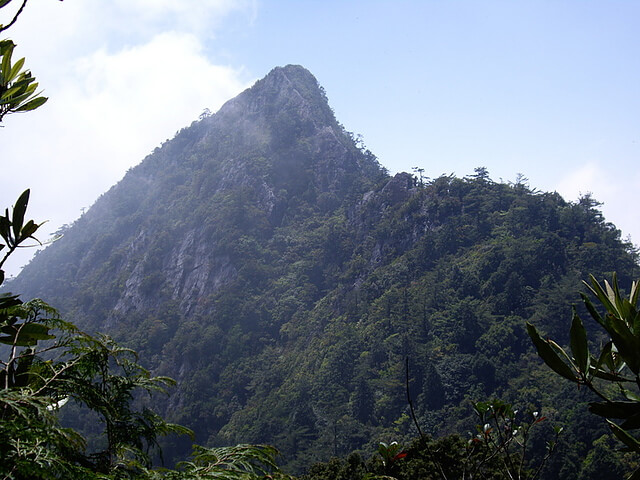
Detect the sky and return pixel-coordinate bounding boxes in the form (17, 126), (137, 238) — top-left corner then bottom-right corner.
(1, 0), (639, 277)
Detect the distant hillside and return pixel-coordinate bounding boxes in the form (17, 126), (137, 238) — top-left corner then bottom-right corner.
(7, 65), (639, 478)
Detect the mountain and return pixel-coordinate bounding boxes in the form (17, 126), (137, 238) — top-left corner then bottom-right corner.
(14, 65), (382, 321)
(7, 65), (639, 477)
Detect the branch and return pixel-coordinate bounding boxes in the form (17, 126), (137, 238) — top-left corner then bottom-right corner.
(405, 357), (449, 480)
(0, 245), (16, 271)
(32, 353), (85, 397)
(529, 427), (561, 480)
(405, 357), (424, 439)
(489, 409), (518, 479)
(0, 0), (29, 33)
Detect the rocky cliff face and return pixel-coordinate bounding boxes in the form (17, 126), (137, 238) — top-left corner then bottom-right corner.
(11, 65), (383, 326)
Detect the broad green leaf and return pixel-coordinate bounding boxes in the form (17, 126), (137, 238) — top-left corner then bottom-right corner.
(0, 292), (22, 309)
(608, 420), (640, 453)
(19, 219), (40, 241)
(0, 334), (21, 345)
(606, 277), (621, 315)
(633, 310), (640, 342)
(4, 91), (35, 106)
(589, 401), (640, 419)
(0, 322), (55, 346)
(6, 89), (37, 105)
(11, 189), (29, 242)
(569, 308), (590, 373)
(0, 41), (13, 84)
(15, 95), (47, 112)
(0, 214), (10, 245)
(18, 322), (53, 337)
(607, 316), (640, 374)
(550, 338), (579, 369)
(0, 85), (23, 101)
(622, 389), (640, 402)
(631, 280), (639, 307)
(527, 323), (577, 382)
(7, 56), (24, 83)
(582, 294), (606, 329)
(585, 276), (618, 317)
(588, 366), (633, 382)
(611, 274), (626, 316)
(621, 413), (640, 430)
(594, 341), (613, 370)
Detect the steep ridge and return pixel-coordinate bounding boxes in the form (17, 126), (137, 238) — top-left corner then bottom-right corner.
(6, 66), (639, 476)
(12, 65), (383, 324)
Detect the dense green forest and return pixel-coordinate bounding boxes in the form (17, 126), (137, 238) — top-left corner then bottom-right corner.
(5, 170), (640, 479)
(5, 175), (640, 479)
(3, 3), (640, 476)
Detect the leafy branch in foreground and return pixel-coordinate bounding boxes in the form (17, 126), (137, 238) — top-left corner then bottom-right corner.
(404, 358), (560, 480)
(0, 0), (59, 123)
(0, 39), (47, 122)
(0, 297), (190, 478)
(466, 400), (561, 480)
(527, 273), (640, 480)
(0, 190), (292, 479)
(170, 444), (289, 479)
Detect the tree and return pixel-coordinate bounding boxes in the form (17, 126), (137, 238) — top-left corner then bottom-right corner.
(0, 300), (189, 478)
(0, 190), (187, 477)
(527, 274), (640, 480)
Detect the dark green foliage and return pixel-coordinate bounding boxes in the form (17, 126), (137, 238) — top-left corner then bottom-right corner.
(300, 435), (501, 480)
(0, 303), (190, 478)
(301, 398), (562, 480)
(528, 274), (640, 479)
(577, 435), (633, 480)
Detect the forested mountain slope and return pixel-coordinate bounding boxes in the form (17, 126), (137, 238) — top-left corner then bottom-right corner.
(7, 65), (639, 477)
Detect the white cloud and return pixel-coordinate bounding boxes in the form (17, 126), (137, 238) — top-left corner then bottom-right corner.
(62, 31), (248, 177)
(8, 0), (257, 52)
(3, 30), (249, 215)
(111, 0), (254, 30)
(554, 161), (606, 201)
(555, 162), (640, 247)
(1, 3), (254, 277)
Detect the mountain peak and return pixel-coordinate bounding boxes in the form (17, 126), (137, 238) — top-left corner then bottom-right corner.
(10, 63), (384, 313)
(254, 64), (323, 97)
(265, 64), (317, 83)
(188, 64), (382, 208)
(215, 64), (335, 129)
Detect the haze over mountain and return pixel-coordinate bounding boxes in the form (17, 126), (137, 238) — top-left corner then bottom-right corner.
(7, 65), (638, 477)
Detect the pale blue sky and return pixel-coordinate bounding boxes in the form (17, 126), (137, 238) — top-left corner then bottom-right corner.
(226, 1), (639, 188)
(2, 1), (638, 276)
